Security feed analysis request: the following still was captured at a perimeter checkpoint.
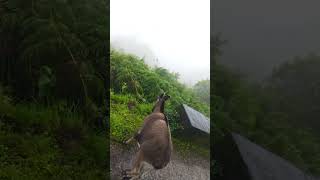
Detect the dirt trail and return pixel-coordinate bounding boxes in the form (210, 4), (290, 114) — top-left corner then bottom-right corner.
(110, 141), (210, 180)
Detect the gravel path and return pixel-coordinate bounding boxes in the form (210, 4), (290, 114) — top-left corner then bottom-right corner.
(110, 141), (210, 180)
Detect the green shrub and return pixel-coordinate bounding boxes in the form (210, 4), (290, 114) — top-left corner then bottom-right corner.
(110, 92), (150, 141)
(110, 49), (210, 132)
(0, 88), (107, 179)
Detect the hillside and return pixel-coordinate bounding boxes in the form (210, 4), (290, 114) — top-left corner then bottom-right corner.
(0, 0), (109, 179)
(110, 49), (210, 179)
(212, 35), (320, 178)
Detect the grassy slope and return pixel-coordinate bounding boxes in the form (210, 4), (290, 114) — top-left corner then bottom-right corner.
(0, 90), (108, 179)
(110, 92), (209, 158)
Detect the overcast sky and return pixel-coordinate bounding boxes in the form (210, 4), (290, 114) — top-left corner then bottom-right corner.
(111, 0), (210, 86)
(213, 0), (320, 80)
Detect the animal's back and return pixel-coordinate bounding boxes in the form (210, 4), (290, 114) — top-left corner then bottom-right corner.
(139, 116), (172, 169)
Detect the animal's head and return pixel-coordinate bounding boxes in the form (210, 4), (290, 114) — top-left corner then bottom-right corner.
(153, 92), (170, 113)
(157, 92), (170, 102)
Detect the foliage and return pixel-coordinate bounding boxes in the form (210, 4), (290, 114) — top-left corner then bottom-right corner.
(110, 50), (210, 157)
(110, 49), (209, 132)
(193, 79), (210, 105)
(0, 0), (109, 179)
(110, 91), (152, 142)
(266, 53), (320, 133)
(0, 0), (108, 105)
(211, 33), (227, 64)
(212, 159), (223, 178)
(0, 89), (108, 179)
(172, 137), (209, 158)
(212, 47), (320, 175)
(110, 91), (209, 158)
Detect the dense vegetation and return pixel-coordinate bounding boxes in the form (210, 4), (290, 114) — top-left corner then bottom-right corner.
(110, 49), (210, 157)
(212, 35), (320, 177)
(0, 0), (108, 179)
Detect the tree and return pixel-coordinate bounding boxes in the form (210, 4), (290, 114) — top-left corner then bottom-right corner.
(193, 79), (210, 105)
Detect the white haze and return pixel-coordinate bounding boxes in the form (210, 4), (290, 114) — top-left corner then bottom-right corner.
(110, 0), (210, 86)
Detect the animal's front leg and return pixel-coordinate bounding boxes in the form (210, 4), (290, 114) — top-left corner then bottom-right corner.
(125, 131), (141, 148)
(124, 136), (135, 145)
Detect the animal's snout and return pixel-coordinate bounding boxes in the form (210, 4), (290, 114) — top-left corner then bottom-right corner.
(163, 95), (170, 100)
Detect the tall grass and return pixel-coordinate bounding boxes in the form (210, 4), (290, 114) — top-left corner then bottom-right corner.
(110, 91), (151, 142)
(0, 87), (108, 179)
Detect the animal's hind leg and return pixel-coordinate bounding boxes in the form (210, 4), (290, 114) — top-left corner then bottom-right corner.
(122, 149), (144, 179)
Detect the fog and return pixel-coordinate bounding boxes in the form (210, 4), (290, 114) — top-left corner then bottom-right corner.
(111, 0), (210, 86)
(213, 0), (320, 80)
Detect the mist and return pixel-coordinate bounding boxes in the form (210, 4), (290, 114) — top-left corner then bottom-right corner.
(111, 0), (210, 86)
(213, 0), (320, 80)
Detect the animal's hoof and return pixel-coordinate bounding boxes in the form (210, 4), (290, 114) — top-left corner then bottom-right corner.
(121, 169), (132, 180)
(122, 177), (132, 180)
